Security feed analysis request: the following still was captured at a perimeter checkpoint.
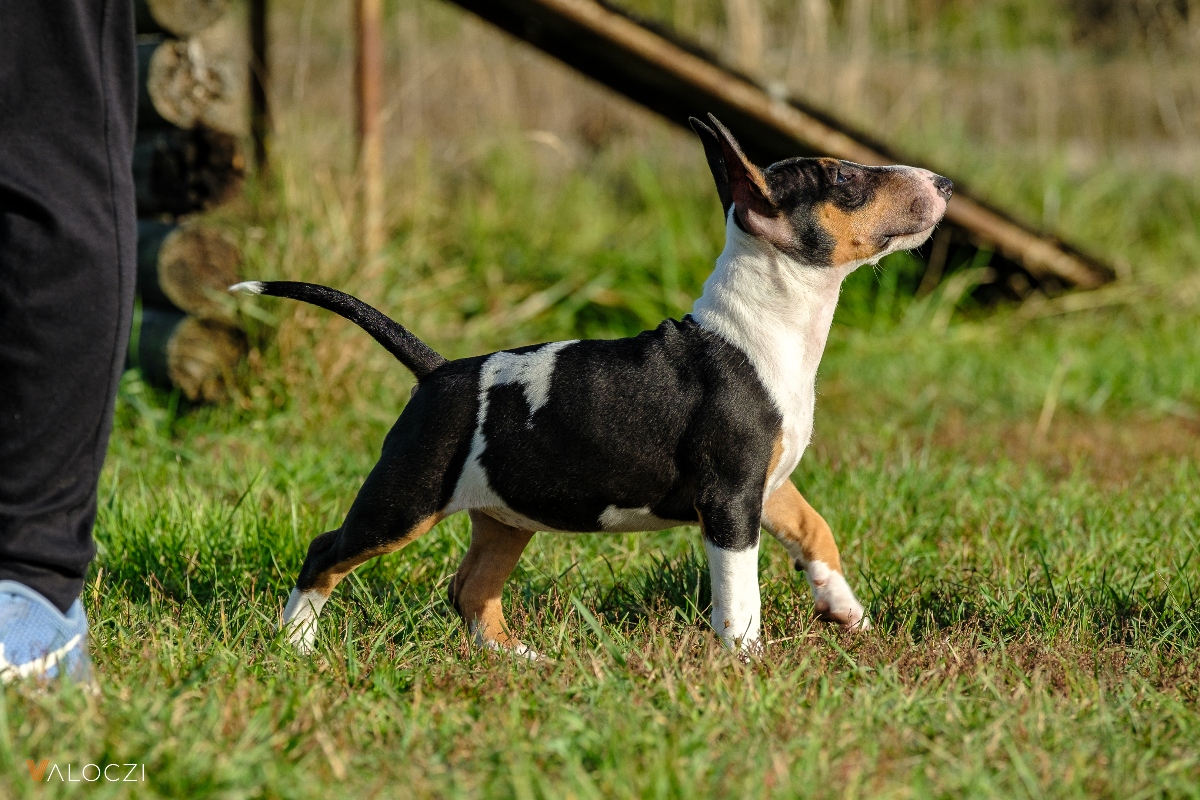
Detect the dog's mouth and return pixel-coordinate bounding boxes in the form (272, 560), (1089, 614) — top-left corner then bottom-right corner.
(883, 223), (939, 252)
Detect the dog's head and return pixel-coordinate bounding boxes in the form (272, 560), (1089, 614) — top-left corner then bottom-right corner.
(690, 115), (951, 270)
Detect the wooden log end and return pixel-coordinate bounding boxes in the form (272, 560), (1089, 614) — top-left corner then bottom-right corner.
(157, 224), (242, 321)
(137, 309), (246, 403)
(166, 317), (247, 403)
(140, 0), (231, 37)
(146, 38), (241, 134)
(134, 126), (245, 216)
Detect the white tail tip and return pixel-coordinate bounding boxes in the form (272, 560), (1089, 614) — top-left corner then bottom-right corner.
(229, 281), (265, 295)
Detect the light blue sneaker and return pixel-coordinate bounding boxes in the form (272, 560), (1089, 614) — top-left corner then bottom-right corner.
(0, 581), (91, 684)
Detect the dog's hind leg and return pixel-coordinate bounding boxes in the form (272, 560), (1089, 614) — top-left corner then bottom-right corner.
(282, 512), (444, 652)
(281, 454), (448, 652)
(761, 481), (868, 630)
(447, 511), (538, 659)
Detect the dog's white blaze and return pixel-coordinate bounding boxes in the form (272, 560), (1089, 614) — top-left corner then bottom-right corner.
(806, 559), (869, 630)
(598, 505), (683, 532)
(704, 539), (762, 651)
(448, 340), (576, 526)
(282, 588), (327, 653)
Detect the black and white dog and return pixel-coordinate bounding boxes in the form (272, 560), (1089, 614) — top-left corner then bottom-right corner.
(232, 116), (951, 656)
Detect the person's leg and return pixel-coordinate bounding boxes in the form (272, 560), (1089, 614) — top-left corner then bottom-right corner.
(0, 0), (136, 679)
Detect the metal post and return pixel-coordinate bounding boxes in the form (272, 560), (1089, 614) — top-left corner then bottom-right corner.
(356, 0), (385, 257)
(249, 0), (269, 173)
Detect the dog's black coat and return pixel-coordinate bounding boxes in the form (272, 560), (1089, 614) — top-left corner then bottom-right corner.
(309, 309), (782, 554)
(469, 318), (779, 541)
(268, 287), (784, 592)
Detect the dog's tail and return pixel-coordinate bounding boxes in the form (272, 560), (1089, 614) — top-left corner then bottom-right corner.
(229, 280), (447, 379)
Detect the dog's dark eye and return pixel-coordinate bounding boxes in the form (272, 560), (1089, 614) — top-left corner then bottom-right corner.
(835, 169), (850, 185)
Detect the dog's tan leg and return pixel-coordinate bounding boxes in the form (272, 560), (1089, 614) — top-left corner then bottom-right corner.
(448, 511), (537, 658)
(282, 513), (444, 652)
(762, 481), (868, 630)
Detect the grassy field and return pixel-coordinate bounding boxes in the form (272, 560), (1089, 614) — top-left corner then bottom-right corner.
(6, 0), (1200, 796)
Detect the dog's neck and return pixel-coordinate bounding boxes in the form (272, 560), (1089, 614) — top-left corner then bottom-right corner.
(691, 213), (853, 493)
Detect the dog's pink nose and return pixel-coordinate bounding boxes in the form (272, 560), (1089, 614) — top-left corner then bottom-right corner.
(933, 175), (953, 200)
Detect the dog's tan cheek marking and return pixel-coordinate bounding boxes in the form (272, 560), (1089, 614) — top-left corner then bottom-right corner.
(819, 203), (884, 266)
(451, 511), (535, 652)
(820, 170), (925, 265)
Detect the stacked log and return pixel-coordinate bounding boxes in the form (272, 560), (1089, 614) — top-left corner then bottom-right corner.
(134, 126), (244, 216)
(137, 37), (241, 134)
(138, 311), (247, 404)
(137, 221), (241, 322)
(135, 0), (232, 38)
(132, 0), (247, 402)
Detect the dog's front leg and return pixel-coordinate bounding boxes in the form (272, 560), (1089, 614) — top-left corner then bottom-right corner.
(698, 500), (763, 654)
(762, 481), (868, 630)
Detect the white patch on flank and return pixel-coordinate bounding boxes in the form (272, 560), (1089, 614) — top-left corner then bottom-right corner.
(281, 588), (328, 653)
(447, 341), (576, 529)
(691, 214), (882, 500)
(598, 505), (683, 532)
(228, 280), (265, 294)
(805, 559), (870, 630)
(703, 539), (762, 652)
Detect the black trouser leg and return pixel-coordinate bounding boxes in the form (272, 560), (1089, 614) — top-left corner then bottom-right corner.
(0, 0), (137, 613)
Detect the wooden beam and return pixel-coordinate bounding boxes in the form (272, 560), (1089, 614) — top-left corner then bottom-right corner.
(446, 0), (1111, 290)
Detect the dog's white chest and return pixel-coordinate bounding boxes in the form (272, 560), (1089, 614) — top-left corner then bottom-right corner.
(691, 217), (846, 498)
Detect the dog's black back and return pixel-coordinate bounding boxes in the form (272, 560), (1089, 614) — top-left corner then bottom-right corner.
(409, 316), (780, 546)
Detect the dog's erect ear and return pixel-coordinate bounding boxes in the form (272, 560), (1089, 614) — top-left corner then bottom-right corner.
(704, 115), (787, 246)
(689, 117), (732, 216)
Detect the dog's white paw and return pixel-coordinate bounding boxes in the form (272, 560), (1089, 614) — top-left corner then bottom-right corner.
(805, 561), (869, 632)
(479, 637), (545, 661)
(713, 620), (763, 656)
(281, 588), (327, 653)
(471, 623), (545, 661)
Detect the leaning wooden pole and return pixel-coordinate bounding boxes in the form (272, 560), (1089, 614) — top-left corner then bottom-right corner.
(356, 0), (385, 257)
(446, 0), (1111, 290)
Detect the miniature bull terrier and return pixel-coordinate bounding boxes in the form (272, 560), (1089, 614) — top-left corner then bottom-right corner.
(232, 115), (951, 656)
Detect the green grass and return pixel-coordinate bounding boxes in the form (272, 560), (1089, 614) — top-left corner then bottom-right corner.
(5, 118), (1200, 796)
